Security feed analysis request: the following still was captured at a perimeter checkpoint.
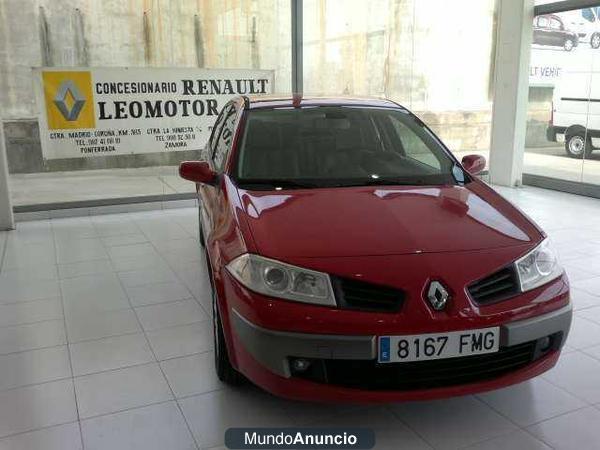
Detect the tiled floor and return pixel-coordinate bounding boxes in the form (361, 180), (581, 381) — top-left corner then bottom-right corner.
(0, 185), (600, 449)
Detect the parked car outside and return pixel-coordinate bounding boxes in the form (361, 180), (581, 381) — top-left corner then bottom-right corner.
(533, 14), (579, 51)
(559, 7), (600, 49)
(180, 95), (572, 403)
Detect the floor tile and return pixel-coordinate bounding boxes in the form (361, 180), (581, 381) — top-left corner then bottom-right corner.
(162, 248), (202, 266)
(563, 265), (599, 282)
(110, 255), (171, 272)
(135, 299), (206, 331)
(304, 406), (432, 450)
(566, 317), (600, 350)
(0, 320), (66, 355)
(2, 244), (56, 270)
(70, 333), (154, 376)
(125, 281), (192, 307)
(0, 297), (62, 327)
(582, 343), (600, 361)
(0, 346), (71, 391)
(572, 276), (600, 297)
(58, 259), (114, 279)
(74, 363), (172, 418)
(0, 279), (60, 304)
(81, 401), (196, 450)
(94, 221), (141, 237)
(543, 351), (600, 403)
(65, 309), (140, 343)
(179, 388), (293, 448)
(152, 238), (199, 254)
(61, 273), (130, 316)
(118, 268), (179, 288)
(390, 396), (517, 450)
(571, 288), (600, 311)
(146, 322), (212, 360)
(528, 406), (600, 450)
(101, 234), (148, 247)
(0, 422), (82, 450)
(55, 239), (108, 264)
(461, 429), (551, 450)
(0, 379), (77, 438)
(108, 243), (159, 261)
(160, 352), (222, 398)
(61, 273), (127, 305)
(0, 265), (58, 282)
(576, 305), (600, 324)
(140, 225), (190, 242)
(477, 377), (586, 426)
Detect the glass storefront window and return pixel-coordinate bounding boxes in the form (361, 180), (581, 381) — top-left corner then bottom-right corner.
(1, 0), (290, 208)
(525, 3), (600, 187)
(2, 0), (500, 210)
(303, 0), (498, 169)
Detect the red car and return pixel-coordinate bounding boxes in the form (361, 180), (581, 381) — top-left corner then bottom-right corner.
(180, 96), (572, 403)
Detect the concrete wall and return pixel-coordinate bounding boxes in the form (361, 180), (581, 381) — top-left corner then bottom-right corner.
(1, 0), (501, 173)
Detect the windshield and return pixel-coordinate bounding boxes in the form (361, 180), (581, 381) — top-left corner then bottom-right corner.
(235, 106), (461, 189)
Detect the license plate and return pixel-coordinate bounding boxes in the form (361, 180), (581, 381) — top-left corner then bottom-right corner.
(378, 327), (500, 363)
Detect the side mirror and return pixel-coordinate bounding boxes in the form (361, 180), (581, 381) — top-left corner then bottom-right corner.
(461, 154), (486, 176)
(179, 161), (217, 184)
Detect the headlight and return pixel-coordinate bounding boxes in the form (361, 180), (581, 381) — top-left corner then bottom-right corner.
(515, 239), (563, 292)
(226, 254), (336, 306)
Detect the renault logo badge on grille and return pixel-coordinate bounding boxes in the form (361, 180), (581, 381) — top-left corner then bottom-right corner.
(427, 281), (450, 311)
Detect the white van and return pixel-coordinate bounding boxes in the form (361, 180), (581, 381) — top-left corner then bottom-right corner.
(547, 71), (599, 158)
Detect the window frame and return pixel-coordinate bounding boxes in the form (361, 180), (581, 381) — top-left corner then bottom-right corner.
(212, 103), (239, 173)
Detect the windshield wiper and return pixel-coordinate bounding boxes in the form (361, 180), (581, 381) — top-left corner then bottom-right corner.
(237, 179), (321, 190)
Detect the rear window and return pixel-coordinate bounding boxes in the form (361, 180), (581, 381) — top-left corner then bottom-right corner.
(234, 106), (457, 188)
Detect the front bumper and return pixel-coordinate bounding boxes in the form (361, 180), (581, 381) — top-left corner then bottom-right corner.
(230, 303), (572, 401)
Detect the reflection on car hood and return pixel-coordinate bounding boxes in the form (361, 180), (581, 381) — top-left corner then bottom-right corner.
(236, 182), (542, 258)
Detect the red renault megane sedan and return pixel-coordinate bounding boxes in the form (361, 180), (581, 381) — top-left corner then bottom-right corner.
(179, 95), (572, 403)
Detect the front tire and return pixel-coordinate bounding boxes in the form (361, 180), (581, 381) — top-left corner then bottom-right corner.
(212, 279), (244, 385)
(591, 33), (600, 49)
(564, 38), (575, 51)
(565, 131), (592, 158)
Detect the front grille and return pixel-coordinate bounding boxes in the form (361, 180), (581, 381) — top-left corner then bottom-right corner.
(330, 276), (405, 312)
(468, 266), (520, 305)
(294, 340), (540, 391)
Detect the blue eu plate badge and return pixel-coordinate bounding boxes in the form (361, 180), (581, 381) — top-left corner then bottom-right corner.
(379, 336), (391, 362)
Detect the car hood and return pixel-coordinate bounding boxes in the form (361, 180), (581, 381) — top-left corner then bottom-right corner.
(235, 181), (542, 259)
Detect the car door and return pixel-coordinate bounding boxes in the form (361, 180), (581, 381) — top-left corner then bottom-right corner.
(548, 17), (566, 46)
(198, 103), (231, 242)
(533, 17), (544, 45)
(534, 16), (552, 46)
(199, 102), (240, 243)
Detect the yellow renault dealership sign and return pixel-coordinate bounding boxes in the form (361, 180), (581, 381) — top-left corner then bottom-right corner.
(42, 71), (96, 130)
(35, 67), (274, 159)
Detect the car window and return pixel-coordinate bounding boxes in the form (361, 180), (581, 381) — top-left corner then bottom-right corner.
(582, 8), (595, 22)
(235, 106), (457, 188)
(212, 105), (238, 172)
(387, 116), (442, 170)
(549, 18), (562, 30)
(207, 104), (228, 155)
(537, 16), (549, 27)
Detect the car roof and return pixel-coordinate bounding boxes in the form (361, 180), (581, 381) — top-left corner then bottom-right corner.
(240, 95), (405, 110)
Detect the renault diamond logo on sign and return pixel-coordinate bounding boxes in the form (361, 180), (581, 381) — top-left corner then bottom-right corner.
(42, 70), (95, 130)
(427, 280), (450, 311)
(53, 80), (86, 121)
